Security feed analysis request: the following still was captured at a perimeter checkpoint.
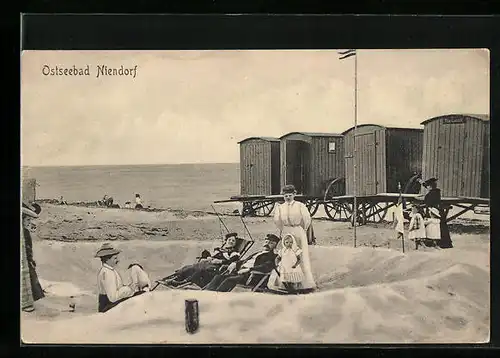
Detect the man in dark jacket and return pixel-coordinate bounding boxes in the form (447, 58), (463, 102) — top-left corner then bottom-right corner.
(204, 234), (280, 292)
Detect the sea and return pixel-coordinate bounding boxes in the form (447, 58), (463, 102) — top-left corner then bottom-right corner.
(21, 163), (241, 212)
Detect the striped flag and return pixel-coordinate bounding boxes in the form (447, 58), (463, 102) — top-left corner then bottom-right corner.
(338, 49), (356, 60)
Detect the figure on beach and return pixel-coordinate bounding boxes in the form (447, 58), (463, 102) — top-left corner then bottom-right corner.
(166, 232), (242, 288)
(204, 234), (279, 292)
(268, 184), (316, 292)
(408, 205), (426, 250)
(135, 194), (144, 209)
(95, 243), (152, 313)
(276, 234), (304, 292)
(393, 197), (405, 242)
(419, 177), (453, 249)
(21, 202), (45, 312)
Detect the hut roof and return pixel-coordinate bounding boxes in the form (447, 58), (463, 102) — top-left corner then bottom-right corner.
(420, 114), (490, 125)
(341, 124), (422, 135)
(279, 132), (343, 139)
(237, 137), (280, 144)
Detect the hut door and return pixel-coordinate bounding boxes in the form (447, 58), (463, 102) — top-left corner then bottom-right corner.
(355, 133), (378, 196)
(285, 140), (310, 194)
(437, 121), (466, 196)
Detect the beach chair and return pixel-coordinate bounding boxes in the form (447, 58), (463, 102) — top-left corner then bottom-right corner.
(151, 237), (254, 291)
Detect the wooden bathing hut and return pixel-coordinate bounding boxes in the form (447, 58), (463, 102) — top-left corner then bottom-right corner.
(343, 124), (424, 196)
(238, 137), (281, 196)
(421, 114), (490, 198)
(279, 132), (345, 197)
(22, 178), (37, 203)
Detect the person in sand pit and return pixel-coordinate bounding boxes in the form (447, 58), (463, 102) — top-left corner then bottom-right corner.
(167, 233), (241, 287)
(204, 234), (279, 292)
(276, 234), (304, 292)
(95, 243), (152, 313)
(21, 202), (45, 312)
(269, 184), (316, 292)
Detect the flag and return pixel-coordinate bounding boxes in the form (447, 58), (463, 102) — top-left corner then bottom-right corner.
(338, 49), (356, 60)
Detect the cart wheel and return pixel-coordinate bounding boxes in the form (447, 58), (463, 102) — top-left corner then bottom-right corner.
(404, 173), (422, 194)
(305, 200), (320, 217)
(364, 203), (389, 223)
(323, 177), (345, 201)
(254, 201), (275, 217)
(324, 201), (352, 221)
(242, 202), (255, 217)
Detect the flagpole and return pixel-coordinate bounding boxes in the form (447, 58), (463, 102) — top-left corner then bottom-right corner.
(353, 50), (358, 248)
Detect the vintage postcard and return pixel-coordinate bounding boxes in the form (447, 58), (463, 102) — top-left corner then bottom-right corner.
(20, 49), (490, 344)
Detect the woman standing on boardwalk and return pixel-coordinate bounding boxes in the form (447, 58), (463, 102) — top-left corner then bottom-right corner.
(268, 184), (316, 292)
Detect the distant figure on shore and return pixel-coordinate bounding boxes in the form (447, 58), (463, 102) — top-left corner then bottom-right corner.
(21, 202), (45, 312)
(95, 243), (152, 313)
(124, 201), (132, 209)
(59, 196), (68, 205)
(135, 194), (143, 209)
(99, 195), (114, 208)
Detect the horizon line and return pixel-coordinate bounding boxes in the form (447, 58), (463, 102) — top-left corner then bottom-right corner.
(21, 161), (240, 168)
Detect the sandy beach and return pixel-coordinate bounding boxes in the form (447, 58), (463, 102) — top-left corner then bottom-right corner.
(21, 203), (490, 344)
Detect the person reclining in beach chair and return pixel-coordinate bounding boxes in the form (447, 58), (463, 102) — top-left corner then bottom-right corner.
(203, 234), (280, 292)
(156, 233), (253, 289)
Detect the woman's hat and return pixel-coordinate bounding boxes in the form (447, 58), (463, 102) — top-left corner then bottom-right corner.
(22, 202), (42, 218)
(422, 177), (438, 186)
(265, 234), (280, 243)
(282, 184), (297, 194)
(95, 243), (121, 258)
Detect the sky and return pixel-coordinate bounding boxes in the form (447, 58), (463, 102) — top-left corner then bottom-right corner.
(21, 49), (489, 166)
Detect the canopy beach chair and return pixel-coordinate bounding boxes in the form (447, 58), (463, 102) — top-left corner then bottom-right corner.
(151, 236), (254, 291)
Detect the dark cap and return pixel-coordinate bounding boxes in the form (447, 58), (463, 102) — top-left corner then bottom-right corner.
(265, 234), (280, 243)
(225, 232), (238, 240)
(282, 184), (297, 194)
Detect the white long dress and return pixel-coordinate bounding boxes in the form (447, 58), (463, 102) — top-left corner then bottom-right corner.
(268, 200), (316, 290)
(408, 213), (426, 240)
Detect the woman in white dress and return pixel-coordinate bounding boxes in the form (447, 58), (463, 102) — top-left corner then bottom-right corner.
(268, 184), (316, 292)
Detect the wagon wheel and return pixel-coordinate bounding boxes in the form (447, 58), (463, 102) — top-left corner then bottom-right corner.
(305, 200), (320, 217)
(404, 173), (422, 194)
(401, 172), (423, 215)
(254, 200), (275, 217)
(242, 200), (275, 217)
(323, 177), (346, 201)
(364, 202), (389, 223)
(324, 201), (353, 222)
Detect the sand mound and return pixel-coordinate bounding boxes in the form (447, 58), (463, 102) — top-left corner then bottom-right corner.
(23, 244), (489, 344)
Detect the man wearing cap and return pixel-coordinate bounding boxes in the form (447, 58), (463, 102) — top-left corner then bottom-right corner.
(204, 234), (280, 292)
(21, 202), (45, 312)
(95, 243), (151, 313)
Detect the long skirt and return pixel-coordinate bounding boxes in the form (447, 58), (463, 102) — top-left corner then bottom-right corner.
(21, 237), (34, 309)
(268, 226), (316, 291)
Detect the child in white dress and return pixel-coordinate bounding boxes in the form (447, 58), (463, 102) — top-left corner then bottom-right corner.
(408, 205), (426, 250)
(276, 234), (304, 292)
(424, 209), (441, 248)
